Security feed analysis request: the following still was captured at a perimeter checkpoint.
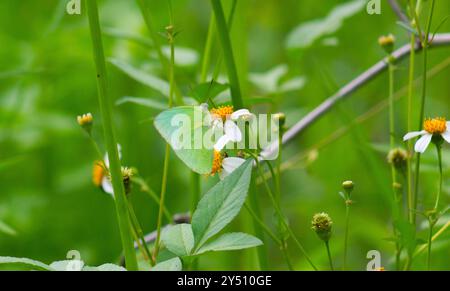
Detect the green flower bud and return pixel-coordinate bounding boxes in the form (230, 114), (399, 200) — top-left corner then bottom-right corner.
(311, 212), (333, 242)
(342, 180), (354, 192)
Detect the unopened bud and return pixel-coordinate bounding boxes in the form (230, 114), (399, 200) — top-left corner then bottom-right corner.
(77, 113), (93, 135)
(378, 34), (395, 54)
(311, 212), (333, 242)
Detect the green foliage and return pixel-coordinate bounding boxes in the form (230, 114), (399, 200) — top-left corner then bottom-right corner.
(162, 223), (194, 257)
(191, 159), (253, 249)
(154, 106), (213, 174)
(151, 257), (182, 271)
(195, 232), (262, 255)
(286, 0), (365, 50)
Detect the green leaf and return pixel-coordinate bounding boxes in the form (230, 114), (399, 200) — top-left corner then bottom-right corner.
(0, 256), (53, 271)
(162, 224), (194, 257)
(249, 64), (288, 93)
(286, 0), (365, 49)
(49, 260), (84, 271)
(0, 220), (17, 236)
(154, 106), (213, 174)
(109, 58), (169, 97)
(192, 159), (253, 249)
(116, 96), (167, 110)
(190, 81), (230, 103)
(195, 232), (262, 255)
(151, 257), (182, 271)
(83, 263), (126, 271)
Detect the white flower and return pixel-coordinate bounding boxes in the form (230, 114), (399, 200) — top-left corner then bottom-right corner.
(93, 145), (122, 196)
(210, 150), (246, 180)
(201, 103), (252, 151)
(403, 117), (450, 153)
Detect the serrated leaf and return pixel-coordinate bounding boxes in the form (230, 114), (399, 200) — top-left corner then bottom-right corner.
(0, 256), (53, 271)
(190, 81), (229, 103)
(286, 0), (365, 49)
(192, 159), (253, 249)
(151, 257), (182, 271)
(195, 232), (262, 255)
(109, 58), (169, 97)
(154, 106), (213, 174)
(162, 224), (194, 257)
(83, 263), (126, 271)
(116, 96), (167, 110)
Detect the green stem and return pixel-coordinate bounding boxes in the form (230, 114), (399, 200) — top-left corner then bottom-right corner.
(200, 14), (216, 83)
(153, 16), (176, 260)
(211, 0), (238, 81)
(131, 177), (172, 221)
(136, 0), (183, 104)
(254, 158), (317, 270)
(210, 0), (243, 109)
(427, 219), (434, 270)
(434, 143), (442, 210)
(244, 203), (281, 246)
(127, 200), (154, 265)
(343, 202), (350, 270)
(86, 0), (138, 271)
(413, 0), (436, 225)
(406, 29), (415, 224)
(325, 241), (334, 271)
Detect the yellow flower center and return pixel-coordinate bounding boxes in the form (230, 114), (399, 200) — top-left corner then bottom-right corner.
(77, 113), (93, 126)
(211, 150), (223, 175)
(210, 105), (234, 121)
(92, 161), (105, 187)
(423, 117), (447, 134)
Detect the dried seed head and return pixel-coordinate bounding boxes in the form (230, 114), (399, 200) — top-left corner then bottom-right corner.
(387, 148), (408, 171)
(311, 212), (333, 242)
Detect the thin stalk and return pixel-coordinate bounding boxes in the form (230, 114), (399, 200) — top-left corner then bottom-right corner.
(254, 158), (317, 270)
(210, 0), (243, 109)
(153, 14), (176, 260)
(266, 161), (293, 270)
(200, 14), (216, 83)
(128, 201), (154, 265)
(325, 241), (334, 271)
(244, 203), (281, 246)
(343, 202), (350, 270)
(413, 0), (436, 225)
(413, 221), (450, 257)
(135, 0), (183, 104)
(86, 0), (138, 270)
(131, 177), (173, 221)
(406, 29), (415, 224)
(434, 144), (442, 210)
(426, 218), (434, 270)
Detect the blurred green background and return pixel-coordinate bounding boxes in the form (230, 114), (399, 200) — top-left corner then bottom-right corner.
(0, 0), (449, 270)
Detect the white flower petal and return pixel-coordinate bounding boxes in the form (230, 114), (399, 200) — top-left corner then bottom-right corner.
(224, 120), (242, 142)
(403, 130), (426, 141)
(212, 118), (223, 130)
(103, 144), (122, 168)
(442, 130), (450, 143)
(214, 135), (231, 151)
(101, 176), (114, 197)
(414, 133), (432, 153)
(222, 157), (246, 173)
(200, 103), (209, 111)
(231, 109), (250, 120)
